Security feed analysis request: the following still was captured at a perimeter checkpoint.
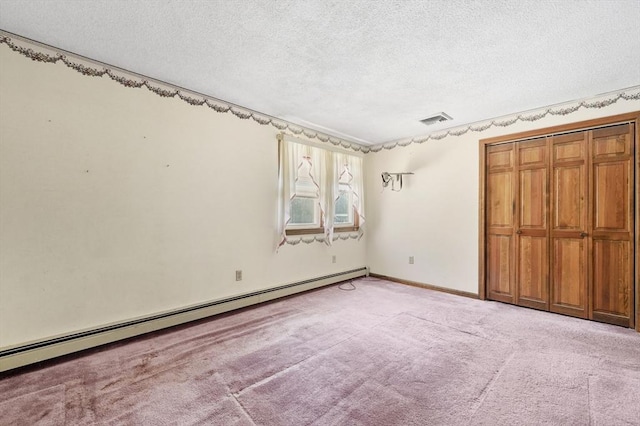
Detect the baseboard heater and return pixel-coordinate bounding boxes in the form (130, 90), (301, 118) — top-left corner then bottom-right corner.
(0, 267), (368, 372)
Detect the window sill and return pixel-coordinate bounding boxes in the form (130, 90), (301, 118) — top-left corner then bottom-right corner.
(334, 226), (359, 233)
(286, 227), (324, 236)
(285, 226), (359, 236)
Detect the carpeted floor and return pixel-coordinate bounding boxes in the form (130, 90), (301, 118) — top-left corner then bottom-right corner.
(1, 277), (639, 425)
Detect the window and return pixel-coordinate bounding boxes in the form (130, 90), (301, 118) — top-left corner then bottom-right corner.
(332, 157), (359, 232)
(288, 156), (322, 232)
(278, 134), (365, 246)
(334, 189), (351, 224)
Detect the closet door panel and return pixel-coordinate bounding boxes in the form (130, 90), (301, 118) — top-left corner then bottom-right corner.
(554, 139), (584, 162)
(593, 161), (630, 232)
(488, 148), (514, 170)
(488, 234), (514, 300)
(552, 238), (587, 316)
(486, 144), (516, 304)
(518, 236), (548, 307)
(590, 124), (634, 327)
(593, 124), (632, 158)
(488, 172), (514, 227)
(520, 168), (547, 229)
(516, 139), (549, 310)
(551, 132), (588, 318)
(592, 240), (631, 325)
(553, 165), (586, 231)
(519, 144), (546, 167)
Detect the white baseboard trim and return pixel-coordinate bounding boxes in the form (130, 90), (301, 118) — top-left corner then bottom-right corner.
(0, 267), (367, 372)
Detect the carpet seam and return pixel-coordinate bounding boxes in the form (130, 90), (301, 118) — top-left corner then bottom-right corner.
(229, 392), (258, 426)
(404, 312), (489, 340)
(233, 332), (361, 397)
(467, 351), (517, 422)
(306, 378), (371, 426)
(234, 314), (401, 397)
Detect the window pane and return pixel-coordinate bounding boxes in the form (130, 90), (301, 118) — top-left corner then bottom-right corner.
(290, 197), (316, 225)
(334, 191), (351, 224)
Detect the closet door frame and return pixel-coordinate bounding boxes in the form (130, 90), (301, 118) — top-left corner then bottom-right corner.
(478, 111), (640, 332)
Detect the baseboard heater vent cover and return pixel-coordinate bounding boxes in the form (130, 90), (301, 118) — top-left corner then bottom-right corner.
(0, 267), (367, 372)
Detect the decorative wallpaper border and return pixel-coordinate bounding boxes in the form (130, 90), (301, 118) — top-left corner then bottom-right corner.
(1, 31), (639, 155)
(0, 32), (368, 153)
(368, 88), (640, 152)
(285, 233), (360, 246)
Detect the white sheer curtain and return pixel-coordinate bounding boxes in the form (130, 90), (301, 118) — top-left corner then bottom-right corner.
(322, 148), (335, 244)
(334, 152), (365, 239)
(277, 134), (364, 249)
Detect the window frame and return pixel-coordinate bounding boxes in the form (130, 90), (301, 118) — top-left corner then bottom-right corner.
(286, 196), (321, 231)
(286, 205), (325, 235)
(285, 205), (360, 236)
(334, 206), (360, 233)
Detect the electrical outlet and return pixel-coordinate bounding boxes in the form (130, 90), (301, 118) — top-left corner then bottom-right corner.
(235, 270), (242, 281)
(409, 256), (414, 264)
(332, 255), (336, 264)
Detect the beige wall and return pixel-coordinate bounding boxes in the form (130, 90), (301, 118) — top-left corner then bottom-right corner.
(365, 99), (640, 294)
(0, 47), (366, 348)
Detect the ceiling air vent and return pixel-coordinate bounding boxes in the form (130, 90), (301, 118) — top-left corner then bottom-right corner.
(420, 112), (452, 126)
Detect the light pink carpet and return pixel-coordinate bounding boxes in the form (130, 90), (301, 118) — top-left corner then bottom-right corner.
(1, 277), (639, 425)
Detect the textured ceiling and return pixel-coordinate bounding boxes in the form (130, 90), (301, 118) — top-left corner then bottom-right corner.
(1, 0), (639, 145)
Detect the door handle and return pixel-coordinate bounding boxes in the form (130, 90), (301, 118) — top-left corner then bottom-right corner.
(580, 232), (588, 238)
(516, 230), (522, 234)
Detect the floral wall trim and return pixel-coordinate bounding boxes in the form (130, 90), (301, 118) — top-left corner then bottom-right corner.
(284, 233), (360, 246)
(1, 31), (638, 155)
(367, 88), (640, 153)
(0, 32), (368, 153)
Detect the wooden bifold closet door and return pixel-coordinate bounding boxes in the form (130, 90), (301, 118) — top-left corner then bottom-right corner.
(517, 138), (549, 311)
(486, 144), (516, 304)
(550, 131), (588, 319)
(485, 122), (635, 328)
(590, 124), (634, 326)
